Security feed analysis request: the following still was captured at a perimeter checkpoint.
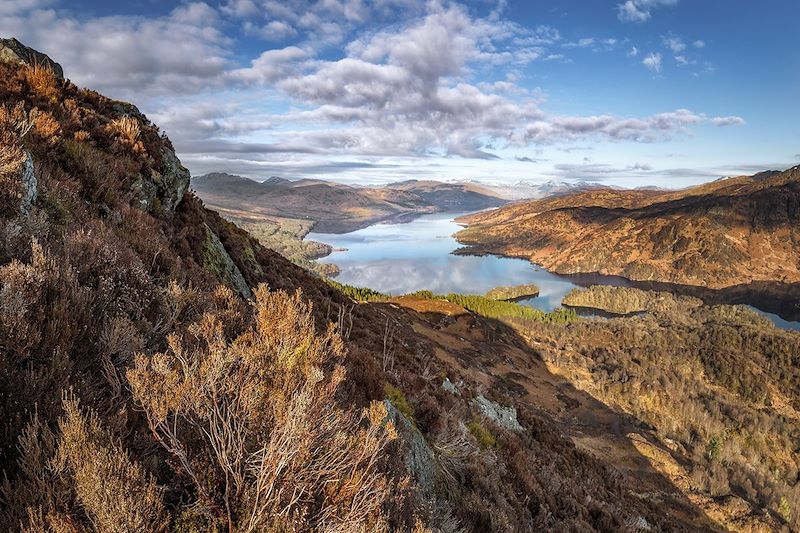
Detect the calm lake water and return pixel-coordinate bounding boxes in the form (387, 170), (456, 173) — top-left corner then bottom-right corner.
(307, 212), (800, 331)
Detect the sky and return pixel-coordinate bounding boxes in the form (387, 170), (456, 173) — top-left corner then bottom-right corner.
(2, 0), (799, 188)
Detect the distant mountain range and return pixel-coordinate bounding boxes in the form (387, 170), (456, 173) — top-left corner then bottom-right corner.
(456, 165), (800, 289)
(192, 172), (509, 232)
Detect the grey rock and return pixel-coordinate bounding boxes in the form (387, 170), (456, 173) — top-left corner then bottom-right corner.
(203, 223), (252, 298)
(625, 516), (652, 532)
(472, 394), (523, 432)
(383, 399), (437, 496)
(441, 378), (460, 396)
(136, 147), (190, 213)
(0, 38), (64, 79)
(18, 151), (36, 215)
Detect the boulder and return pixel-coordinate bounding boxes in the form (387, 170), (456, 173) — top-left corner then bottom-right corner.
(0, 38), (64, 79)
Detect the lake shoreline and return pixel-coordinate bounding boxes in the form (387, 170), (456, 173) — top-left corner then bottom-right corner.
(308, 212), (800, 330)
(457, 246), (800, 326)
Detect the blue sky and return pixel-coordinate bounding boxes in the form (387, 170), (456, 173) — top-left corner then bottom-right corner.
(3, 0), (798, 187)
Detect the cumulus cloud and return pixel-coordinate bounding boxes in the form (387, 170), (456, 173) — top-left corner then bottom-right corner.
(662, 35), (686, 53)
(1, 0), (745, 181)
(643, 52), (662, 73)
(0, 0), (53, 15)
(674, 55), (691, 66)
(170, 3), (737, 163)
(0, 3), (230, 97)
(229, 46), (309, 84)
(617, 0), (678, 23)
(516, 109), (705, 144)
(711, 116), (746, 127)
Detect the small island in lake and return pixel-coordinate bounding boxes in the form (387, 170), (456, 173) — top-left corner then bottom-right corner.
(562, 285), (702, 315)
(484, 283), (540, 301)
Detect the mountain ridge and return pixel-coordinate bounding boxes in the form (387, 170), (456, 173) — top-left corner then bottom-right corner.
(456, 165), (800, 289)
(192, 170), (508, 233)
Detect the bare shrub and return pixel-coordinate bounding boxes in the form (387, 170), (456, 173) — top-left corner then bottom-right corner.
(128, 284), (397, 532)
(98, 316), (143, 399)
(0, 413), (67, 531)
(107, 116), (145, 154)
(54, 397), (167, 533)
(0, 102), (34, 211)
(23, 63), (60, 103)
(0, 240), (91, 361)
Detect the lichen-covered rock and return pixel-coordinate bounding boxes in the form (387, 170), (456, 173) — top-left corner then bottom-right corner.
(202, 223), (252, 298)
(472, 394), (522, 432)
(134, 147), (190, 213)
(383, 399), (436, 496)
(18, 150), (36, 215)
(0, 38), (63, 79)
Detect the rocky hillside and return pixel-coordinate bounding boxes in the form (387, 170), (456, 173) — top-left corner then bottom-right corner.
(5, 38), (800, 533)
(192, 172), (507, 233)
(0, 39), (730, 532)
(456, 167), (800, 289)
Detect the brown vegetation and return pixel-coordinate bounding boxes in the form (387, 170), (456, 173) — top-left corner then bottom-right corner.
(4, 43), (798, 533)
(456, 168), (800, 289)
(512, 296), (800, 530)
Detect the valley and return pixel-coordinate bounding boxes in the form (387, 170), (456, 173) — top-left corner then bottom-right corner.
(3, 28), (800, 533)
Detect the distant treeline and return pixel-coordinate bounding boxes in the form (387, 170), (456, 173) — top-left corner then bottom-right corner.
(328, 283), (575, 323)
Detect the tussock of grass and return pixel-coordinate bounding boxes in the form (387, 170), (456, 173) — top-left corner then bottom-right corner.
(467, 421), (496, 449)
(384, 383), (414, 422)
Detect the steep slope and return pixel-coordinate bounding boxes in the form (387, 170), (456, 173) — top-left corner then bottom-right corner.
(456, 167), (800, 289)
(192, 172), (507, 233)
(0, 40), (740, 532)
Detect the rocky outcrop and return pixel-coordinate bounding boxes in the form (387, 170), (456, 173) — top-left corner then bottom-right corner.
(0, 38), (63, 79)
(134, 147), (190, 213)
(383, 399), (437, 496)
(18, 151), (36, 215)
(472, 394), (522, 432)
(202, 223), (252, 298)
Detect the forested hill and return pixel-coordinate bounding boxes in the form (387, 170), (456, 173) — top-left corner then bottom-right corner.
(456, 166), (800, 289)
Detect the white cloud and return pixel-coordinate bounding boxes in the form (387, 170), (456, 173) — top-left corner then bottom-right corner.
(617, 0), (678, 23)
(229, 46), (309, 84)
(222, 0), (260, 18)
(674, 55), (690, 66)
(0, 0), (53, 15)
(517, 109), (705, 144)
(628, 46), (639, 57)
(711, 116), (746, 127)
(246, 20), (298, 40)
(643, 52), (662, 73)
(662, 34), (685, 53)
(0, 0), (745, 179)
(693, 39), (705, 48)
(0, 4), (230, 97)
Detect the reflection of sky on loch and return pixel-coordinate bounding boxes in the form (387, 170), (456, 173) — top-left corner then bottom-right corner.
(308, 212), (581, 312)
(308, 212), (800, 330)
